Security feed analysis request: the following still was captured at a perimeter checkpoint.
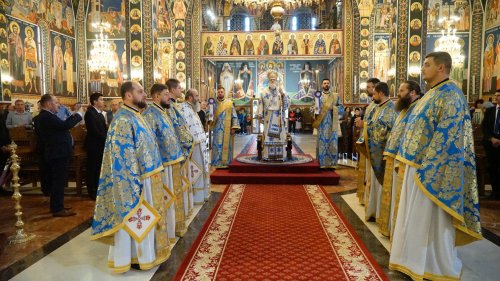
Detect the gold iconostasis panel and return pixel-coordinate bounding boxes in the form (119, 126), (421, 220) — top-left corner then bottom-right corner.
(201, 30), (343, 58)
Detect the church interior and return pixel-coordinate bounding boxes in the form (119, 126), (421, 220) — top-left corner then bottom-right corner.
(0, 0), (499, 280)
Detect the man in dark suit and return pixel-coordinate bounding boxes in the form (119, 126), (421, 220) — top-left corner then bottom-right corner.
(198, 101), (207, 131)
(84, 93), (107, 199)
(482, 90), (500, 200)
(36, 94), (83, 217)
(105, 99), (121, 125)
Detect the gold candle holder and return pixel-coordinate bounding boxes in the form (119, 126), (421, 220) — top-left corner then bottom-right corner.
(8, 141), (36, 244)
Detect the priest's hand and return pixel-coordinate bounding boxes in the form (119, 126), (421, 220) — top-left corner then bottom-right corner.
(231, 128), (236, 135)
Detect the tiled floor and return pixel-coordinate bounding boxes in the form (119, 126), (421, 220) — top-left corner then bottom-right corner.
(0, 133), (498, 280)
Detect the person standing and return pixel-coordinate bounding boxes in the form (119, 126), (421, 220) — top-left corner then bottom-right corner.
(36, 94), (83, 217)
(354, 78), (380, 204)
(313, 78), (344, 168)
(482, 89), (500, 200)
(143, 83), (187, 239)
(166, 79), (195, 215)
(288, 109), (297, 134)
(55, 97), (72, 121)
(106, 99), (121, 125)
(84, 93), (107, 200)
(390, 52), (482, 280)
(362, 82), (396, 221)
(258, 71), (289, 161)
(211, 85), (239, 167)
(91, 81), (171, 273)
(378, 81), (421, 237)
(6, 99), (32, 128)
(178, 89), (211, 204)
(197, 101), (207, 131)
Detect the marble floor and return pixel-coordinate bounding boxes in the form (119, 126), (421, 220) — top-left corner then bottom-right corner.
(0, 133), (498, 280)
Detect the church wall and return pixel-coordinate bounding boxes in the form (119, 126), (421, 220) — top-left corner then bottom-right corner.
(86, 0), (127, 98)
(0, 0), (77, 105)
(153, 0), (174, 86)
(426, 0), (470, 94)
(171, 0), (189, 89)
(482, 0), (500, 99)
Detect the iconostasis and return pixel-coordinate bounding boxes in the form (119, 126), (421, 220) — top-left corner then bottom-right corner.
(0, 0), (77, 103)
(201, 29), (342, 107)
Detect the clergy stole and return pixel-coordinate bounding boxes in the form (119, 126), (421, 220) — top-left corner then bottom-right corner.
(312, 92), (340, 135)
(213, 100), (234, 164)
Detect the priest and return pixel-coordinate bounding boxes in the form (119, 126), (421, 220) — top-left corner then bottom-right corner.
(91, 81), (170, 273)
(210, 85), (240, 167)
(258, 71), (290, 161)
(178, 88), (211, 204)
(355, 77), (380, 204)
(390, 52), (482, 280)
(313, 78), (344, 168)
(142, 83), (187, 240)
(377, 81), (421, 238)
(362, 82), (396, 221)
(166, 79), (195, 221)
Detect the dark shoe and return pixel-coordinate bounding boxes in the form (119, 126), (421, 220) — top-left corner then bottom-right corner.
(131, 264), (141, 270)
(52, 210), (76, 217)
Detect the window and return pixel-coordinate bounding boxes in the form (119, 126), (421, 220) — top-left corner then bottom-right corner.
(311, 17), (316, 30)
(244, 17), (250, 31)
(227, 19), (231, 31)
(291, 16), (298, 31)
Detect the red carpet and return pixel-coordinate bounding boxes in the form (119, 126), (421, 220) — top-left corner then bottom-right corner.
(174, 184), (388, 281)
(210, 155), (340, 185)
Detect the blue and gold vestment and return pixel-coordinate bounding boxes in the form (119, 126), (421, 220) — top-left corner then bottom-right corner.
(91, 105), (164, 241)
(315, 92), (344, 167)
(143, 103), (185, 166)
(210, 98), (240, 167)
(366, 99), (397, 185)
(396, 80), (482, 245)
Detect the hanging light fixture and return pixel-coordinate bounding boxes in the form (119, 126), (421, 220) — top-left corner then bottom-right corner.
(87, 22), (117, 75)
(434, 15), (464, 67)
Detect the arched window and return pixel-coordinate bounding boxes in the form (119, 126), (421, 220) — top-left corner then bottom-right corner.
(292, 8), (315, 30)
(260, 9), (275, 30)
(230, 7), (250, 31)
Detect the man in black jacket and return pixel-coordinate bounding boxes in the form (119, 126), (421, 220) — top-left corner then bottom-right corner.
(36, 94), (83, 217)
(84, 93), (107, 199)
(482, 90), (500, 200)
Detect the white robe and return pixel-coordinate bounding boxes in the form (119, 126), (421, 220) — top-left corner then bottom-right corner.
(108, 177), (169, 271)
(177, 103), (210, 204)
(389, 166), (462, 280)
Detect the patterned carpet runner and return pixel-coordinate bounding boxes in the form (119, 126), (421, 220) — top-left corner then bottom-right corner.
(174, 184), (388, 280)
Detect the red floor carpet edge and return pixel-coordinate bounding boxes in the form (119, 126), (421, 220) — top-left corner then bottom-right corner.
(174, 184), (388, 281)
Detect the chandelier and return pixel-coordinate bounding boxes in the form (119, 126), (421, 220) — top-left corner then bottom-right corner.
(434, 16), (464, 67)
(88, 22), (117, 75)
